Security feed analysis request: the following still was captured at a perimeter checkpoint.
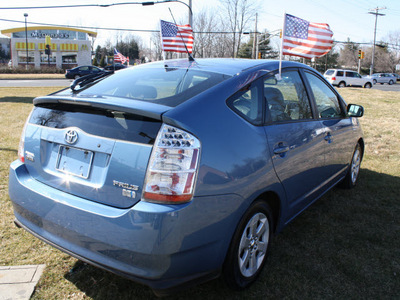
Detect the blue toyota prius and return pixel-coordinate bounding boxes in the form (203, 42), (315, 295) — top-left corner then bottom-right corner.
(9, 58), (364, 295)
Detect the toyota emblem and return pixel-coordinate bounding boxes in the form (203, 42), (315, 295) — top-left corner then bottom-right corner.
(65, 130), (78, 144)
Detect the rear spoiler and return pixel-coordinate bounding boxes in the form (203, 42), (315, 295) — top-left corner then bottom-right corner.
(33, 95), (172, 121)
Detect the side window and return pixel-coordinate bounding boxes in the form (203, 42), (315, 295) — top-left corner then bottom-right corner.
(228, 83), (261, 124)
(336, 71), (344, 77)
(264, 70), (312, 122)
(305, 72), (344, 119)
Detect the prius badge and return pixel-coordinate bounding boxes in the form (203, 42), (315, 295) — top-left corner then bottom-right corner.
(65, 130), (78, 144)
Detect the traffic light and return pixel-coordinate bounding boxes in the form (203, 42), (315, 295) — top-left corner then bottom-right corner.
(360, 51), (365, 59)
(45, 44), (51, 55)
(358, 49), (362, 58)
(258, 52), (262, 59)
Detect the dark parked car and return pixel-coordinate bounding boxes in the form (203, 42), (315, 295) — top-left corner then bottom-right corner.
(65, 65), (104, 79)
(10, 59), (364, 296)
(104, 63), (128, 71)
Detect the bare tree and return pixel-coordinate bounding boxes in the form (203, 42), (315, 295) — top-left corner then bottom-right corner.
(218, 0), (261, 57)
(338, 39), (360, 69)
(151, 31), (163, 61)
(193, 8), (233, 58)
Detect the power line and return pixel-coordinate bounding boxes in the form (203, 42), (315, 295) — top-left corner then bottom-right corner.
(2, 17), (400, 50)
(0, 18), (256, 34)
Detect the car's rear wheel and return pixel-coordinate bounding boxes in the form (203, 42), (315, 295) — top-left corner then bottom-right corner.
(364, 82), (372, 89)
(389, 80), (394, 85)
(223, 201), (273, 290)
(373, 79), (377, 84)
(340, 143), (362, 189)
(338, 81), (346, 88)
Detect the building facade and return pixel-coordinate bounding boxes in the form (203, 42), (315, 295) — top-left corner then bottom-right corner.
(1, 26), (97, 69)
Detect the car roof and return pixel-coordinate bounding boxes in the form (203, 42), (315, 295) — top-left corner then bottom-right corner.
(134, 58), (310, 77)
(327, 69), (358, 72)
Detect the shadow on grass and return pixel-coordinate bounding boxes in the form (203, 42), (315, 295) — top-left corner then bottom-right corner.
(0, 96), (33, 103)
(63, 168), (400, 299)
(0, 148), (17, 154)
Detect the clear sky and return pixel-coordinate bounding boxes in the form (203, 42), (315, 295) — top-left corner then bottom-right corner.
(0, 0), (399, 49)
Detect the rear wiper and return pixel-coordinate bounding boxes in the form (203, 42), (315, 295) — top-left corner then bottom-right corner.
(71, 71), (114, 92)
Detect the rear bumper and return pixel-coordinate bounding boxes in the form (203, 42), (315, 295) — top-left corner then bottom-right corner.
(9, 160), (245, 291)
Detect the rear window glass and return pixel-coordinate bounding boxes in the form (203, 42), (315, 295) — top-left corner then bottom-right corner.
(29, 105), (161, 145)
(57, 67), (231, 107)
(325, 70), (334, 76)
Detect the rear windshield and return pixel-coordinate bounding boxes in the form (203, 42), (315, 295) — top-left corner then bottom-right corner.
(56, 66), (231, 107)
(29, 105), (161, 144)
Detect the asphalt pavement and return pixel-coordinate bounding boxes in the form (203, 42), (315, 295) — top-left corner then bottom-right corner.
(0, 79), (71, 88)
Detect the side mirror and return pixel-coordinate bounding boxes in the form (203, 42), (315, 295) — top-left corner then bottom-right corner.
(347, 104), (364, 117)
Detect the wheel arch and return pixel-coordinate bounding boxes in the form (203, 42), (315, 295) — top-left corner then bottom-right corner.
(358, 137), (365, 161)
(253, 191), (281, 234)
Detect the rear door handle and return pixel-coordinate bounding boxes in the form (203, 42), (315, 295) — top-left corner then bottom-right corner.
(273, 146), (290, 154)
(324, 132), (332, 143)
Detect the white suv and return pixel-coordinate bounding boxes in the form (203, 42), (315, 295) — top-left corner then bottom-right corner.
(324, 69), (373, 88)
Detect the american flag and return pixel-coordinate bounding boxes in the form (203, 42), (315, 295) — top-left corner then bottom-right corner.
(282, 14), (333, 59)
(114, 48), (128, 64)
(160, 20), (194, 53)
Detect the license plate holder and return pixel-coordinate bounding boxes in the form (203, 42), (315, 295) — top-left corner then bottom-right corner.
(56, 146), (93, 179)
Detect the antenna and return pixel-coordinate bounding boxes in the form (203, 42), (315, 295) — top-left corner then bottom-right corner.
(168, 7), (195, 62)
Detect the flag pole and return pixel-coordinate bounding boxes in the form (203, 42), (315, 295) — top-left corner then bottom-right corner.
(277, 13), (287, 80)
(168, 8), (194, 61)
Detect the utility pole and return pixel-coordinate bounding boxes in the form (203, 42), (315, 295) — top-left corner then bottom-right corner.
(369, 6), (386, 75)
(252, 13), (257, 59)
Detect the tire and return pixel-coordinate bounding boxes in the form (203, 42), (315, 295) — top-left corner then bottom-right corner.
(74, 74), (80, 79)
(373, 79), (377, 84)
(340, 144), (362, 189)
(223, 201), (273, 290)
(389, 80), (394, 85)
(364, 82), (372, 89)
(338, 81), (346, 88)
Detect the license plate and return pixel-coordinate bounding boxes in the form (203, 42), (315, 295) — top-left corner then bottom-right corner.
(56, 146), (93, 179)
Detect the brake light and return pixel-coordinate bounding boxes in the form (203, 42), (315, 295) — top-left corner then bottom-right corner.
(332, 77), (336, 81)
(143, 124), (201, 204)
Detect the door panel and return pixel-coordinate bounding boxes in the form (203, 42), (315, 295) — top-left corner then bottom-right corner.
(264, 122), (326, 216)
(304, 71), (354, 179)
(263, 70), (327, 218)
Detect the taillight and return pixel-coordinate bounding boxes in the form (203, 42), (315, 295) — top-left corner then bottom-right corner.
(332, 77), (336, 81)
(143, 124), (201, 204)
(17, 114), (31, 163)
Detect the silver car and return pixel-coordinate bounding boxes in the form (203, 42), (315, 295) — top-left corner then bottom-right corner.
(369, 73), (396, 85)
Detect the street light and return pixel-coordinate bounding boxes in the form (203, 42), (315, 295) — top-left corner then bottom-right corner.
(24, 13), (28, 69)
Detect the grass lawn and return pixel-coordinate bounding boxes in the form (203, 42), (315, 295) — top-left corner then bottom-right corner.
(0, 87), (399, 299)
